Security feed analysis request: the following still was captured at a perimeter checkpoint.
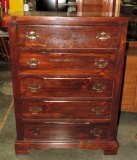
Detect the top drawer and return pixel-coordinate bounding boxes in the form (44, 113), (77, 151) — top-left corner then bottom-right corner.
(17, 25), (119, 49)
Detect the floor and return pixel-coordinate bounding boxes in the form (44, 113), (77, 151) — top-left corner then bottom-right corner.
(0, 61), (13, 95)
(0, 59), (137, 160)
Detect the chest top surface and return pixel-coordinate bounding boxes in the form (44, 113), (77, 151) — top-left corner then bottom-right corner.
(4, 11), (131, 24)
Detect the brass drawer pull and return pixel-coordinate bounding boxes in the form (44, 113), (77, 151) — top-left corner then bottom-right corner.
(30, 128), (40, 135)
(28, 83), (41, 93)
(96, 32), (110, 41)
(90, 128), (102, 136)
(25, 31), (39, 40)
(91, 107), (104, 115)
(92, 84), (106, 93)
(95, 59), (108, 69)
(29, 106), (42, 114)
(27, 58), (40, 68)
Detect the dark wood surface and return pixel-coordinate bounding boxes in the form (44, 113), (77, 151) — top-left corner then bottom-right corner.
(77, 0), (118, 13)
(5, 11), (129, 155)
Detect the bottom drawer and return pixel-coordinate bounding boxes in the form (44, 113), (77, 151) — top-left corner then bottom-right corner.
(24, 123), (109, 140)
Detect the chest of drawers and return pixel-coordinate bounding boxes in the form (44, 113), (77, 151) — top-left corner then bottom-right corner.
(5, 12), (129, 155)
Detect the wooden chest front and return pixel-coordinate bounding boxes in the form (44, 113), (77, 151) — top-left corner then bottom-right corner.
(6, 12), (129, 155)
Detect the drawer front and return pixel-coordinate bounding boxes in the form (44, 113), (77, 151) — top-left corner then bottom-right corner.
(17, 25), (118, 49)
(22, 101), (112, 119)
(19, 52), (116, 75)
(24, 123), (109, 140)
(20, 77), (114, 98)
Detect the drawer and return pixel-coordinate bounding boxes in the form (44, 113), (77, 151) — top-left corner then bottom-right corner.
(24, 123), (109, 140)
(22, 101), (112, 119)
(17, 25), (119, 49)
(19, 52), (117, 75)
(20, 77), (114, 98)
